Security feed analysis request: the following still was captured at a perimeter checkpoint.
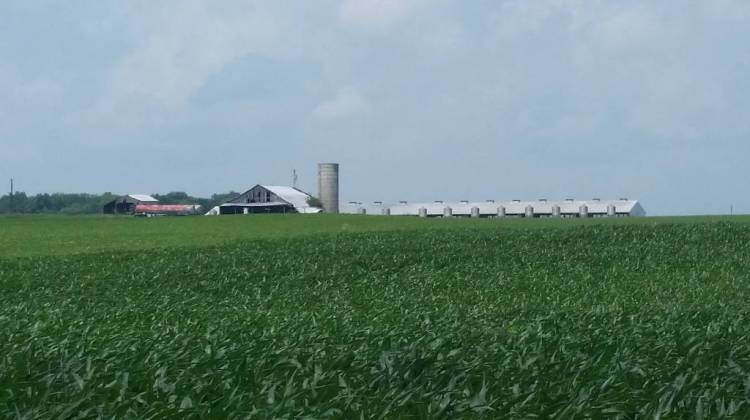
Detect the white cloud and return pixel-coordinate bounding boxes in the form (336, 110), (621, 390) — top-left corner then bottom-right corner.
(0, 63), (64, 135)
(590, 5), (663, 51)
(415, 20), (469, 57)
(487, 1), (663, 52)
(703, 0), (750, 21)
(487, 0), (587, 41)
(313, 88), (371, 121)
(338, 0), (425, 31)
(101, 1), (289, 112)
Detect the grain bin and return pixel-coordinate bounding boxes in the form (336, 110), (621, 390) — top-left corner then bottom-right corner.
(317, 163), (339, 214)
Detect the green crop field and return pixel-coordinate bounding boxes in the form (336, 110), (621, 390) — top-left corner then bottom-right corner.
(2, 215), (750, 418)
(1, 214), (745, 259)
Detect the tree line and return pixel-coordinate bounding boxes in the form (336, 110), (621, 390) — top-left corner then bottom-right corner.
(0, 191), (240, 214)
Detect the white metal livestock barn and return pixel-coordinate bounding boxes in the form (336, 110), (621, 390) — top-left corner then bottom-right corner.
(342, 198), (646, 218)
(206, 185), (323, 215)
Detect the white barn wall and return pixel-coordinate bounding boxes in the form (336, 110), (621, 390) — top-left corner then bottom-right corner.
(342, 199), (646, 218)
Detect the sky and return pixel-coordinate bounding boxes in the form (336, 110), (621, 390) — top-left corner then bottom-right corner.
(1, 0), (749, 215)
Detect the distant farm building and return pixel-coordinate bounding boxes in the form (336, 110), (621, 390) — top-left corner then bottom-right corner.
(102, 194), (158, 214)
(342, 198), (646, 218)
(134, 204), (201, 216)
(207, 185), (322, 215)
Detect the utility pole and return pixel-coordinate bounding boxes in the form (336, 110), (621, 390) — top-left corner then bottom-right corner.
(9, 178), (13, 213)
(292, 169), (298, 189)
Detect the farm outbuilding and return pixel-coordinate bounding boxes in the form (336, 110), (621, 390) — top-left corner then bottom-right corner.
(102, 194), (158, 214)
(343, 198), (646, 218)
(134, 204), (201, 216)
(209, 185), (322, 215)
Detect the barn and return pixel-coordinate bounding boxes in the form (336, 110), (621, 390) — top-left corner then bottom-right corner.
(134, 204), (202, 216)
(343, 198), (646, 218)
(210, 185), (322, 215)
(102, 194), (158, 214)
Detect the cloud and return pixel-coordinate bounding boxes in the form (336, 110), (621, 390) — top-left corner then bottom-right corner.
(313, 88), (371, 121)
(487, 0), (664, 53)
(0, 63), (64, 136)
(415, 20), (469, 57)
(100, 1), (290, 113)
(487, 0), (586, 40)
(703, 0), (750, 21)
(338, 0), (425, 31)
(590, 5), (664, 52)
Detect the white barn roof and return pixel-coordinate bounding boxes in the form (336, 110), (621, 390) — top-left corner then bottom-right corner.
(261, 186), (315, 210)
(126, 194), (158, 202)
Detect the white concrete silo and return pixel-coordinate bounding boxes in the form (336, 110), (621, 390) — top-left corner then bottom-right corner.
(317, 163), (339, 214)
